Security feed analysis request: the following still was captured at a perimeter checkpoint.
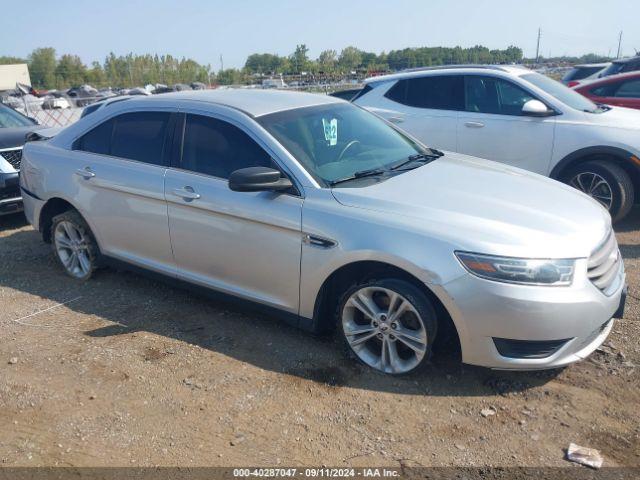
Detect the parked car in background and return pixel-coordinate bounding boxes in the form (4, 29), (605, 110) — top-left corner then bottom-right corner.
(0, 103), (42, 216)
(573, 71), (640, 110)
(562, 62), (610, 87)
(20, 90), (625, 375)
(67, 85), (99, 107)
(354, 65), (640, 221)
(329, 88), (364, 101)
(598, 56), (640, 78)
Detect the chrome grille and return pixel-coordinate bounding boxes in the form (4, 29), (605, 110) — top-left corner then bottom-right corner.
(587, 231), (622, 295)
(0, 148), (23, 171)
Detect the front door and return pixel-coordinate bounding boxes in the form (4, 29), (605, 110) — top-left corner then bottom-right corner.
(165, 113), (303, 313)
(457, 75), (556, 175)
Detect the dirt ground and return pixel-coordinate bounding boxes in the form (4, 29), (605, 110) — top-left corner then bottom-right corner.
(0, 209), (638, 469)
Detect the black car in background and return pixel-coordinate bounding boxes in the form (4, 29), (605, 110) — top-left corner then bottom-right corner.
(0, 103), (41, 216)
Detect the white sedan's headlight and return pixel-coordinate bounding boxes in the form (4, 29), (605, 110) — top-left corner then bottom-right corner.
(455, 252), (575, 286)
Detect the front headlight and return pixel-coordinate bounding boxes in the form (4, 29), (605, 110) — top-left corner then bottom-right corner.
(455, 252), (575, 286)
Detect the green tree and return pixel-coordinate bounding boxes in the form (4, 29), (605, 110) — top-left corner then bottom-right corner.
(216, 68), (243, 85)
(55, 54), (87, 88)
(0, 56), (27, 65)
(29, 48), (57, 89)
(317, 49), (337, 72)
(339, 46), (363, 71)
(290, 44), (310, 73)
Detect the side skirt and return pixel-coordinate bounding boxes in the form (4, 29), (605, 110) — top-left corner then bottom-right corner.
(102, 255), (315, 332)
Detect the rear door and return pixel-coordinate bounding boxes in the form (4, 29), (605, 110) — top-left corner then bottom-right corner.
(164, 112), (303, 313)
(356, 75), (463, 151)
(457, 75), (556, 174)
(70, 110), (176, 273)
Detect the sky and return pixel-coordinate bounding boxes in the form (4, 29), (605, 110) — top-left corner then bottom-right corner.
(1, 0), (638, 69)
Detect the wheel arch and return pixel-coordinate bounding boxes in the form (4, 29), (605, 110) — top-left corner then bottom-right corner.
(39, 196), (94, 244)
(311, 260), (461, 355)
(551, 146), (640, 202)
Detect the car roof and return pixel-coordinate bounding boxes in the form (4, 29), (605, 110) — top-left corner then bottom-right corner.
(612, 55), (640, 65)
(364, 64), (530, 84)
(119, 88), (343, 117)
(573, 62), (610, 68)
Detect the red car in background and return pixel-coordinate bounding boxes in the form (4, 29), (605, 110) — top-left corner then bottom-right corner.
(573, 71), (640, 110)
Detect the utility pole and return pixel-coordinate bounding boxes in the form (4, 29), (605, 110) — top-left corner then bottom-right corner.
(616, 31), (623, 58)
(219, 54), (224, 72)
(535, 28), (541, 64)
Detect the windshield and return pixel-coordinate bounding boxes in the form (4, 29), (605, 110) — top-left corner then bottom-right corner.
(258, 103), (428, 186)
(562, 66), (604, 82)
(521, 72), (600, 112)
(0, 104), (36, 128)
(600, 62), (625, 77)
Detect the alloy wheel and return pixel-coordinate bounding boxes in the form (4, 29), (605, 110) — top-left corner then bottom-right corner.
(342, 286), (428, 374)
(54, 220), (92, 278)
(570, 172), (614, 210)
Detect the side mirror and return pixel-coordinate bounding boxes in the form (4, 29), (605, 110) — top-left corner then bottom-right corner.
(228, 167), (293, 192)
(522, 99), (554, 117)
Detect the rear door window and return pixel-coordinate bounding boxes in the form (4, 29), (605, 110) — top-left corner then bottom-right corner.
(75, 111), (170, 165)
(465, 76), (536, 116)
(385, 75), (464, 110)
(74, 119), (114, 154)
(110, 112), (170, 165)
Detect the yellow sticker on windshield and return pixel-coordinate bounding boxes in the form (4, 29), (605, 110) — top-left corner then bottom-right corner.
(322, 118), (338, 146)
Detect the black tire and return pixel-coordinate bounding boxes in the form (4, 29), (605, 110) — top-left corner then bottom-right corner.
(336, 278), (438, 375)
(562, 160), (634, 223)
(50, 209), (101, 281)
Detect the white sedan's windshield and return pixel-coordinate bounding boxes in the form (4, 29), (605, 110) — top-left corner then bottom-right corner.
(522, 72), (600, 112)
(258, 103), (428, 185)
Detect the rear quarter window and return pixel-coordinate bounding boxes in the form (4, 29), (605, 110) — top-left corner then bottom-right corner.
(385, 75), (464, 110)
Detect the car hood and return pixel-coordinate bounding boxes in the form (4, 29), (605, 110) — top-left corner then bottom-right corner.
(584, 105), (640, 130)
(0, 125), (44, 149)
(331, 152), (611, 259)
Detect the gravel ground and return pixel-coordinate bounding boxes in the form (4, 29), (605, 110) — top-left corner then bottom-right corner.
(0, 209), (638, 468)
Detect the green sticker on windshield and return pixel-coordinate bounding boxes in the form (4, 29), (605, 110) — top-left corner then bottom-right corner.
(322, 118), (338, 146)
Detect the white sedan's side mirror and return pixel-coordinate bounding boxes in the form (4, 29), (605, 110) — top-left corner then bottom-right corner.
(522, 99), (554, 117)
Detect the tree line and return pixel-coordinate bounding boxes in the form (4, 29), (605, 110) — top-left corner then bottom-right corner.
(0, 44), (611, 91)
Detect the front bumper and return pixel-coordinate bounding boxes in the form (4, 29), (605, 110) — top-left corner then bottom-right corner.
(0, 172), (22, 216)
(432, 259), (625, 370)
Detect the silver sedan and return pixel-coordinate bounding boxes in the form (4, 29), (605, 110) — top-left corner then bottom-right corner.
(20, 89), (626, 375)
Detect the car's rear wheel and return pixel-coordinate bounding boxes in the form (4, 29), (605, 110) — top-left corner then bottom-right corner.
(563, 160), (634, 222)
(51, 210), (100, 281)
(338, 279), (437, 375)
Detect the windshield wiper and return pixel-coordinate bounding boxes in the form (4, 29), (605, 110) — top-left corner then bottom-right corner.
(328, 167), (388, 186)
(389, 151), (440, 171)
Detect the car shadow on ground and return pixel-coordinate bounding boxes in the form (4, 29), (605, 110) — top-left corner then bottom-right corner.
(616, 206), (640, 234)
(0, 212), (28, 231)
(0, 226), (566, 398)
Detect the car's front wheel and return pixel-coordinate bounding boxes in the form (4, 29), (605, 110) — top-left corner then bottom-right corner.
(563, 160), (634, 222)
(51, 210), (100, 281)
(338, 279), (437, 375)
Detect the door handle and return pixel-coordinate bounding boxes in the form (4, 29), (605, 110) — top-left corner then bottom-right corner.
(464, 121), (485, 128)
(75, 167), (95, 179)
(388, 116), (405, 124)
(173, 186), (201, 201)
